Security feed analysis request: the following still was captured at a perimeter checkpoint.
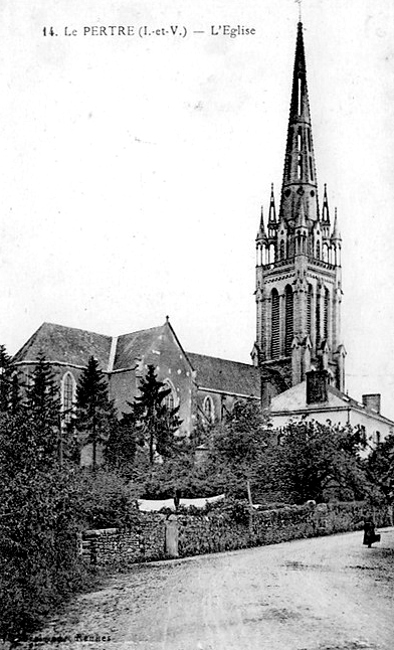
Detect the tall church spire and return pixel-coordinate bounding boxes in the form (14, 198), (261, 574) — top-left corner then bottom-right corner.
(280, 22), (319, 223)
(254, 18), (345, 399)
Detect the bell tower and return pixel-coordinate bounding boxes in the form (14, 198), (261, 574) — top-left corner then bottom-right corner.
(252, 22), (346, 404)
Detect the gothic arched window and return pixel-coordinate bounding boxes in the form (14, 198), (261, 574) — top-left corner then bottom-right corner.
(61, 372), (76, 424)
(280, 240), (285, 260)
(203, 396), (214, 423)
(163, 380), (176, 411)
(284, 285), (294, 356)
(316, 241), (321, 259)
(271, 288), (280, 359)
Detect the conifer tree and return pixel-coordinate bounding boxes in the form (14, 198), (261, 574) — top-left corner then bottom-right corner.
(133, 364), (182, 464)
(24, 352), (60, 464)
(75, 356), (116, 470)
(104, 409), (139, 473)
(0, 344), (18, 413)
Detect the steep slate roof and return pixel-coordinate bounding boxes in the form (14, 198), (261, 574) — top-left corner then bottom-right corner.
(13, 322), (112, 368)
(113, 326), (164, 370)
(13, 322), (261, 400)
(187, 352), (260, 398)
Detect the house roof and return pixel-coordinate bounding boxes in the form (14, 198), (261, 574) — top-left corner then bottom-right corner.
(270, 380), (394, 427)
(13, 322), (112, 368)
(187, 352), (260, 398)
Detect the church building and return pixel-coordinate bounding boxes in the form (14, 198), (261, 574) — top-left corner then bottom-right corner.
(12, 20), (393, 452)
(13, 318), (261, 442)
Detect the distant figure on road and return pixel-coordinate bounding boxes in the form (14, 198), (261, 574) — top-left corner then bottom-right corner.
(363, 517), (380, 548)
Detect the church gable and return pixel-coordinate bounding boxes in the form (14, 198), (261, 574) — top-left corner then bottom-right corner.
(109, 320), (195, 433)
(114, 326), (166, 370)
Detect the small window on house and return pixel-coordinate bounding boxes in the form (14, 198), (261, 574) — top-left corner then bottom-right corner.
(203, 396), (214, 423)
(376, 431), (381, 446)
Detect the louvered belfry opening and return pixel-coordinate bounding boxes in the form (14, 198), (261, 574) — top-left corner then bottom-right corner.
(285, 285), (294, 356)
(324, 287), (330, 341)
(271, 289), (280, 358)
(307, 284), (313, 339)
(315, 287), (321, 349)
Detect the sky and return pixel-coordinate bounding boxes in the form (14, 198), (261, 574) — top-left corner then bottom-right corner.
(0, 0), (394, 416)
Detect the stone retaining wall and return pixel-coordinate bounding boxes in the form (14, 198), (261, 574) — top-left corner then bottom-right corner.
(81, 501), (393, 567)
(83, 513), (166, 567)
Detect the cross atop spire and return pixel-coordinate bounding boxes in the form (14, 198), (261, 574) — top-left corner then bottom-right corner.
(295, 0), (302, 22)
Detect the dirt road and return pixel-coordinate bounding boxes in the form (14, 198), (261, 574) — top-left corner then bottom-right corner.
(26, 528), (394, 650)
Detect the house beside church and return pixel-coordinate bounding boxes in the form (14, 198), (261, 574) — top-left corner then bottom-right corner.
(269, 370), (393, 450)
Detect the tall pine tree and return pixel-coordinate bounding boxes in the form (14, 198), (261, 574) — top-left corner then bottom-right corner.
(133, 364), (182, 464)
(24, 352), (60, 465)
(0, 344), (19, 414)
(75, 356), (116, 470)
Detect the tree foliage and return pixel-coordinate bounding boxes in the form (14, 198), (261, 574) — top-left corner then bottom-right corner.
(257, 420), (369, 504)
(199, 400), (273, 500)
(365, 433), (394, 502)
(0, 347), (85, 641)
(0, 344), (19, 413)
(75, 356), (117, 469)
(130, 364), (182, 464)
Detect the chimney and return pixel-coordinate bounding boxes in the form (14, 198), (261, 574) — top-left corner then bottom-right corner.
(306, 370), (329, 405)
(362, 394), (381, 414)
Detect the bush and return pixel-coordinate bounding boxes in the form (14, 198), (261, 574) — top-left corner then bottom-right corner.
(0, 468), (88, 641)
(73, 468), (140, 529)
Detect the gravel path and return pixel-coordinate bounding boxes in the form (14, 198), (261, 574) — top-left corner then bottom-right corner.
(21, 527), (394, 650)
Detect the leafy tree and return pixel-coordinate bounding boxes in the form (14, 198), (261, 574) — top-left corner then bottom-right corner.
(132, 364), (182, 464)
(75, 356), (116, 470)
(207, 400), (272, 500)
(262, 420), (369, 504)
(365, 434), (394, 502)
(72, 467), (139, 529)
(0, 366), (84, 640)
